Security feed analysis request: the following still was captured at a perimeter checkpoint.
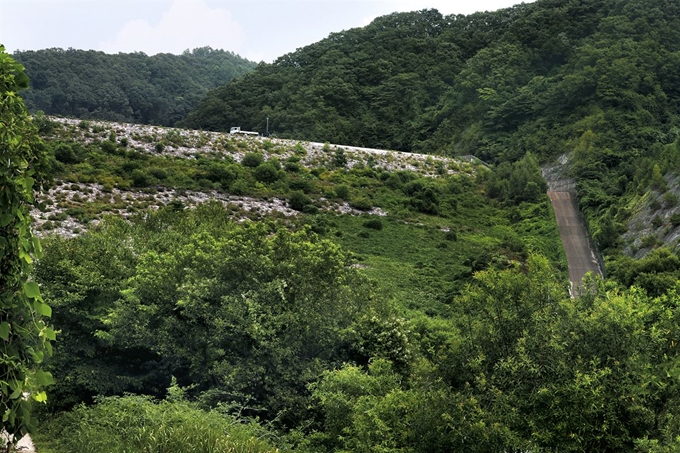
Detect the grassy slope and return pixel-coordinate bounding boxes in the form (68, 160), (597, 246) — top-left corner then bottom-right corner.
(35, 116), (567, 317)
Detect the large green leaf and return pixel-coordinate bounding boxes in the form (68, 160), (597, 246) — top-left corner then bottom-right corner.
(36, 371), (54, 386)
(0, 322), (10, 340)
(23, 281), (40, 298)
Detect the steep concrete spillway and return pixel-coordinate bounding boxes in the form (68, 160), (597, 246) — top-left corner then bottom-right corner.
(547, 180), (603, 294)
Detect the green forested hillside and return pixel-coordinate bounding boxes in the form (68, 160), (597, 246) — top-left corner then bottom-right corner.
(26, 114), (680, 453)
(183, 0), (680, 274)
(13, 47), (255, 126)
(6, 0), (680, 450)
(184, 0), (680, 160)
(31, 116), (577, 452)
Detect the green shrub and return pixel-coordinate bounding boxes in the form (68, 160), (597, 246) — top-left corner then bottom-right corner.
(101, 140), (117, 154)
(303, 204), (320, 214)
(64, 207), (89, 223)
(294, 143), (307, 155)
(363, 218), (383, 230)
(649, 197), (662, 211)
(149, 168), (168, 180)
(350, 197), (373, 211)
(403, 180), (440, 214)
(641, 235), (659, 248)
(131, 169), (151, 187)
(289, 178), (314, 193)
(254, 163), (280, 183)
(334, 148), (348, 167)
(358, 231), (371, 238)
(289, 191), (313, 211)
(169, 200), (185, 211)
(268, 157), (282, 170)
(53, 143), (79, 164)
(230, 178), (252, 195)
(285, 161), (301, 172)
(205, 163), (237, 185)
(385, 173), (403, 190)
(663, 192), (679, 208)
(335, 184), (350, 200)
(311, 167), (326, 178)
(242, 152), (264, 168)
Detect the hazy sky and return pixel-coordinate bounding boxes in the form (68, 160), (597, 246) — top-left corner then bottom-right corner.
(1, 0), (534, 63)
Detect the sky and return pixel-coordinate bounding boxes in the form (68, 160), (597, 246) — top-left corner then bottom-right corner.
(0, 0), (534, 63)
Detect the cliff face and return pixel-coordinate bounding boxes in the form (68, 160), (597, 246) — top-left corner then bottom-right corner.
(622, 174), (680, 259)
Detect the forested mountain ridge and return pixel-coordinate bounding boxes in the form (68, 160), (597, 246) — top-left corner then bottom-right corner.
(13, 47), (256, 126)
(184, 0), (680, 158)
(183, 0), (680, 273)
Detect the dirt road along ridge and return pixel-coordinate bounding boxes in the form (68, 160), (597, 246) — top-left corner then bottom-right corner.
(547, 179), (603, 296)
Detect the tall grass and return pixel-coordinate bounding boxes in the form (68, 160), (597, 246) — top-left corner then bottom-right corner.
(35, 395), (280, 453)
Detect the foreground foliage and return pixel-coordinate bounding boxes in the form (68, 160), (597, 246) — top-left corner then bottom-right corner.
(296, 274), (680, 452)
(0, 46), (54, 445)
(36, 251), (680, 451)
(35, 204), (394, 426)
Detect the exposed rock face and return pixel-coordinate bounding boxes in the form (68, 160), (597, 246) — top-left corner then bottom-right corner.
(622, 174), (680, 258)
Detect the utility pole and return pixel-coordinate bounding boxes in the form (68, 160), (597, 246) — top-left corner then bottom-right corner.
(266, 118), (269, 137)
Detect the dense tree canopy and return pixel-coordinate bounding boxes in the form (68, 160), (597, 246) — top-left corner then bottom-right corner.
(35, 204), (395, 426)
(14, 47), (255, 126)
(35, 200), (680, 451)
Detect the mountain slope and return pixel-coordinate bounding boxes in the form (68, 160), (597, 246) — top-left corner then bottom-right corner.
(181, 0), (648, 156)
(183, 0), (680, 263)
(14, 47), (256, 126)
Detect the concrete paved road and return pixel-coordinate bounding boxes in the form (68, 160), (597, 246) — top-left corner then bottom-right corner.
(548, 190), (602, 295)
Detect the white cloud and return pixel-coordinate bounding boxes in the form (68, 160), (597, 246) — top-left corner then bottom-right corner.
(99, 0), (245, 55)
